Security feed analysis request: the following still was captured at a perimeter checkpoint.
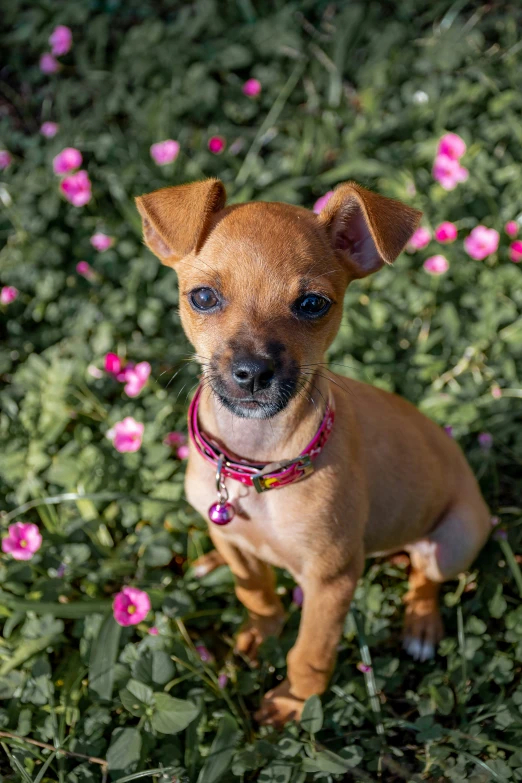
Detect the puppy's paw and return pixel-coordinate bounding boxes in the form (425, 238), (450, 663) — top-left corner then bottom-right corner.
(254, 680), (305, 728)
(234, 614), (285, 661)
(191, 549), (225, 578)
(403, 601), (444, 662)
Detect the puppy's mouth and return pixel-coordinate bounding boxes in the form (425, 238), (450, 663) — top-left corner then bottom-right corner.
(210, 379), (297, 419)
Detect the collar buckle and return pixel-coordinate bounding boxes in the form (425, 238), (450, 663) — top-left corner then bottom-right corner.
(252, 454), (314, 493)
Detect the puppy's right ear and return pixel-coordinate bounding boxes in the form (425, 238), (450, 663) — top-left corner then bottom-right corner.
(135, 178), (226, 265)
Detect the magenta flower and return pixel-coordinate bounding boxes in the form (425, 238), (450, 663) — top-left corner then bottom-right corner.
(443, 425), (453, 437)
(104, 353), (123, 375)
(40, 122), (59, 138)
(356, 662), (372, 674)
(491, 385), (502, 399)
(1, 286), (18, 305)
(434, 222), (457, 243)
(122, 362), (151, 397)
(509, 240), (522, 263)
(208, 136), (226, 154)
(90, 232), (114, 252)
(60, 170), (91, 207)
(49, 25), (72, 56)
(53, 147), (82, 175)
(243, 78), (261, 97)
(464, 226), (499, 260)
(76, 261), (95, 280)
(407, 226), (431, 251)
(218, 673), (228, 688)
(313, 191), (334, 214)
(292, 586), (304, 606)
(196, 644), (214, 663)
(437, 133), (466, 160)
(106, 417), (144, 453)
(40, 53), (60, 74)
(176, 444), (190, 460)
(148, 626), (159, 636)
(432, 154), (468, 191)
(2, 522), (42, 561)
(478, 432), (493, 450)
(491, 516), (500, 527)
(505, 221), (518, 238)
(150, 140), (180, 166)
(423, 255), (449, 275)
(113, 586), (151, 626)
(0, 150), (12, 170)
(164, 431), (186, 448)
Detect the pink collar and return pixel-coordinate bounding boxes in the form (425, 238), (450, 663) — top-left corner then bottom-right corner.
(188, 384), (335, 493)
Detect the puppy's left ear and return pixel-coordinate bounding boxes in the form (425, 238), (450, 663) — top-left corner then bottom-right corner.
(317, 181), (422, 278)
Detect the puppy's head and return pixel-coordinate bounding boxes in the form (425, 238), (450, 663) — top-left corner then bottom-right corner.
(136, 179), (421, 419)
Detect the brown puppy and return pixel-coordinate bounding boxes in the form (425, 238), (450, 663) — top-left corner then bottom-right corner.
(136, 179), (490, 727)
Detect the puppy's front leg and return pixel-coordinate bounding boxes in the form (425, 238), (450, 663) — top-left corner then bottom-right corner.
(256, 553), (363, 727)
(209, 531), (286, 659)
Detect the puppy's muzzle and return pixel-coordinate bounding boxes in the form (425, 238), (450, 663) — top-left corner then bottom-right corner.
(231, 355), (275, 394)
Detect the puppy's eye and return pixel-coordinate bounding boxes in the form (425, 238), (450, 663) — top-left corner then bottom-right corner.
(190, 287), (220, 311)
(293, 293), (331, 319)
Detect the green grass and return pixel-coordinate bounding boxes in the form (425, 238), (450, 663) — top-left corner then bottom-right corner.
(1, 1), (522, 780)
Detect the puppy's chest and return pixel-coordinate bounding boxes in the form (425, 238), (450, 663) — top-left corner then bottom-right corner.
(185, 458), (304, 574)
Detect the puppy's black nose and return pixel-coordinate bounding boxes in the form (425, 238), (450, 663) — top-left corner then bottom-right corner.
(231, 356), (275, 394)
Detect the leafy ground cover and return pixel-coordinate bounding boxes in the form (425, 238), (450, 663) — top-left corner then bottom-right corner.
(1, 1), (522, 780)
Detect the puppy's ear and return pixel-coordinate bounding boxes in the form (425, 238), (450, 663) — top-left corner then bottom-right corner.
(317, 182), (422, 278)
(135, 178), (226, 265)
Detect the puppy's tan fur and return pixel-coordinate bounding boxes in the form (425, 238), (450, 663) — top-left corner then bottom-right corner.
(136, 179), (490, 726)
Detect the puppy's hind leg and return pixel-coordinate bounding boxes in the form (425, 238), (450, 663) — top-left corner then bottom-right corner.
(403, 497), (491, 661)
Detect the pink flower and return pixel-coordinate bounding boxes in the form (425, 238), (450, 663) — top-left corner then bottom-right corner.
(292, 586), (304, 606)
(437, 133), (466, 160)
(509, 240), (522, 263)
(122, 362), (151, 397)
(356, 662), (372, 674)
(243, 78), (261, 97)
(104, 352), (123, 375)
(218, 673), (228, 688)
(432, 154), (468, 191)
(464, 226), (499, 260)
(176, 444), (190, 460)
(1, 286), (18, 305)
(478, 432), (493, 450)
(196, 644), (214, 663)
(87, 365), (103, 379)
(491, 516), (500, 527)
(163, 432), (186, 448)
(107, 417), (144, 453)
(505, 221), (518, 238)
(423, 255), (449, 275)
(150, 140), (180, 166)
(434, 222), (457, 243)
(0, 150), (12, 170)
(407, 226), (431, 252)
(443, 425), (453, 437)
(90, 232), (114, 252)
(148, 626), (159, 636)
(2, 522), (42, 561)
(40, 122), (59, 138)
(53, 147), (82, 175)
(208, 136), (226, 154)
(40, 53), (60, 74)
(113, 586), (151, 626)
(49, 25), (72, 56)
(60, 170), (91, 207)
(76, 261), (95, 280)
(313, 191), (334, 214)
(491, 385), (502, 399)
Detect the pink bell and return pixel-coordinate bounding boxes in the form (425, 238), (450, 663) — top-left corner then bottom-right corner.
(208, 501), (235, 525)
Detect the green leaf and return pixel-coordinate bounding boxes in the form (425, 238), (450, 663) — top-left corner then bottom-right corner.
(120, 679), (155, 716)
(196, 713), (239, 783)
(429, 684), (455, 716)
(132, 650), (175, 686)
(107, 727), (142, 773)
(88, 614), (121, 700)
(151, 693), (199, 734)
(300, 695), (323, 734)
